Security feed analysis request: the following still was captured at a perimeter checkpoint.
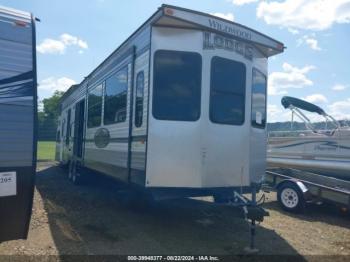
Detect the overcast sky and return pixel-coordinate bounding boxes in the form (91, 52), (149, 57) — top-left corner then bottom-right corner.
(2, 0), (350, 122)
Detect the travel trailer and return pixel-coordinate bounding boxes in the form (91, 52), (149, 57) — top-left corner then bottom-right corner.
(0, 6), (37, 242)
(56, 4), (284, 202)
(268, 96), (350, 181)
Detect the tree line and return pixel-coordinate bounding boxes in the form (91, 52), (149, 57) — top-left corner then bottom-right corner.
(38, 91), (63, 141)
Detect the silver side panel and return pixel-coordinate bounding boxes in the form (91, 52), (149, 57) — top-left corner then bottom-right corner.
(146, 27), (267, 188)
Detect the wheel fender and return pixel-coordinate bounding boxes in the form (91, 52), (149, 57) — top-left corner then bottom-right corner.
(276, 179), (311, 200)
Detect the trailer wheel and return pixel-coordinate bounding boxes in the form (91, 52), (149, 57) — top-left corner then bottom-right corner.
(277, 182), (305, 213)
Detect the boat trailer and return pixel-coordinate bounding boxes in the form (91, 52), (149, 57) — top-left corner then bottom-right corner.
(264, 168), (350, 213)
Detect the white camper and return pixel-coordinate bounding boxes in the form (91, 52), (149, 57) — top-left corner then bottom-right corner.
(0, 5), (37, 241)
(56, 5), (284, 201)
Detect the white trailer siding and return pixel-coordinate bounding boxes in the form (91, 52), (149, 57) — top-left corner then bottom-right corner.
(57, 22), (153, 183)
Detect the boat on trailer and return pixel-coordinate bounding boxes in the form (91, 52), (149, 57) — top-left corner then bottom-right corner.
(268, 96), (350, 181)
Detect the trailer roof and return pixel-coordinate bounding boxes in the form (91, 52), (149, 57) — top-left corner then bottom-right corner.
(0, 5), (31, 22)
(61, 4), (284, 103)
(157, 4), (284, 57)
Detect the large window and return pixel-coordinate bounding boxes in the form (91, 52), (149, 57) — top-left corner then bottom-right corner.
(104, 68), (128, 125)
(251, 69), (267, 128)
(210, 57), (246, 125)
(153, 50), (202, 121)
(87, 84), (103, 128)
(135, 71), (144, 127)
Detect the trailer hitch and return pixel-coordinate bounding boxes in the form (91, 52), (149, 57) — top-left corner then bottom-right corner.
(246, 205), (269, 222)
(231, 187), (269, 253)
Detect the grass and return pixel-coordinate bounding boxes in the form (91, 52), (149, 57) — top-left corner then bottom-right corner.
(37, 141), (56, 161)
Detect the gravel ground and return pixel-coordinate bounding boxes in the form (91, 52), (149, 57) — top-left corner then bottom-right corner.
(0, 161), (349, 259)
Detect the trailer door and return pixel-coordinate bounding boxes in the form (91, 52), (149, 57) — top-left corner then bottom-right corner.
(0, 9), (37, 242)
(202, 55), (250, 187)
(73, 99), (85, 159)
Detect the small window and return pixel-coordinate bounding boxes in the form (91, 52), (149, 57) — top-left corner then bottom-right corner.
(135, 71), (144, 127)
(87, 84), (103, 128)
(210, 57), (246, 125)
(66, 109), (71, 145)
(104, 68), (128, 125)
(153, 50), (202, 121)
(251, 69), (267, 128)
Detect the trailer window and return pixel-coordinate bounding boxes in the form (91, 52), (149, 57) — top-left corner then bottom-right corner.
(210, 57), (246, 125)
(135, 71), (144, 127)
(87, 84), (103, 128)
(153, 50), (201, 121)
(251, 69), (267, 128)
(104, 67), (128, 125)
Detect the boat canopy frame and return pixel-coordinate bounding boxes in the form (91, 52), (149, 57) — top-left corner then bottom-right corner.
(281, 96), (340, 136)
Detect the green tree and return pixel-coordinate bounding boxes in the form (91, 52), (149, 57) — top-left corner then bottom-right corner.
(38, 91), (64, 141)
(42, 90), (64, 119)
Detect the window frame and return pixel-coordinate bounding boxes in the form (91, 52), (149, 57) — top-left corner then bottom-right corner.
(65, 108), (71, 146)
(152, 49), (202, 122)
(251, 68), (267, 129)
(103, 66), (129, 125)
(87, 83), (103, 129)
(209, 56), (246, 126)
(134, 71), (144, 128)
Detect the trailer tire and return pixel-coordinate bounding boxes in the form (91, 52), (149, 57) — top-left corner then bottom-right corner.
(277, 182), (305, 213)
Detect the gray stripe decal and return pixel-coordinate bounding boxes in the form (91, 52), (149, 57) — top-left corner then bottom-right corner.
(0, 71), (34, 98)
(0, 70), (33, 84)
(84, 135), (147, 143)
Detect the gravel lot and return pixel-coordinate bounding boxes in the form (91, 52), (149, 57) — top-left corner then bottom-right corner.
(0, 161), (349, 259)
